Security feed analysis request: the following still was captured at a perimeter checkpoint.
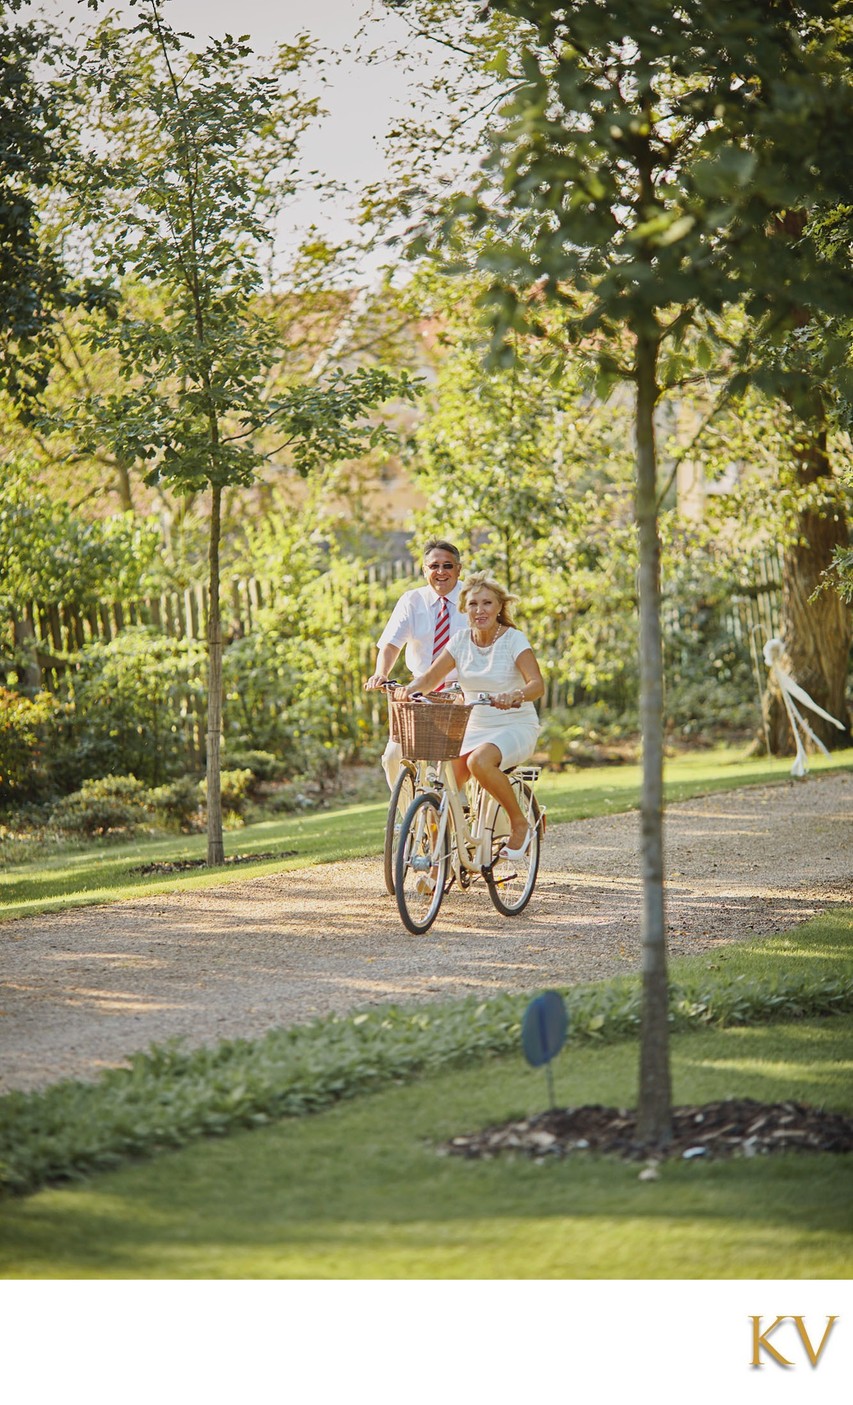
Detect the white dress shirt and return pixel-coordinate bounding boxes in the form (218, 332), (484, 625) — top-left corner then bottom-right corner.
(376, 583), (462, 681)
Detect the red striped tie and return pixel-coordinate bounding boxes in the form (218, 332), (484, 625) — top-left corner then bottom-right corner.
(432, 597), (450, 690)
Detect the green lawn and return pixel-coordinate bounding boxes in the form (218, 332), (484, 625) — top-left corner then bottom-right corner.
(1, 916), (851, 1279)
(1, 1013), (850, 1279)
(2, 743), (850, 923)
(1, 753), (850, 1280)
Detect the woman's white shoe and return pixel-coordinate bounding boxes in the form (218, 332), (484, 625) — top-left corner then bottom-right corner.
(499, 827), (533, 862)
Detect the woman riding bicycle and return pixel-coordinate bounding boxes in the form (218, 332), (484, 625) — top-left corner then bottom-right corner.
(394, 571), (544, 860)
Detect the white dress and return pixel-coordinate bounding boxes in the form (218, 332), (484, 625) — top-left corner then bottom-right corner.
(446, 626), (541, 767)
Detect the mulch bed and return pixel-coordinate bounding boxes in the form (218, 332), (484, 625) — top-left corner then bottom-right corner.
(438, 1099), (853, 1166)
(131, 850), (296, 875)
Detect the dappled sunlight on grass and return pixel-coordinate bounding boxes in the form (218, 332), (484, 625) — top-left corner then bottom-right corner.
(2, 1013), (850, 1279)
(17, 1211), (838, 1281)
(670, 1019), (853, 1112)
(1, 746), (850, 922)
(684, 1057), (853, 1083)
(669, 915), (853, 989)
(536, 746), (852, 824)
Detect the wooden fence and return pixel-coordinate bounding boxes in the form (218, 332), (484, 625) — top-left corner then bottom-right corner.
(3, 552), (782, 719)
(5, 577), (285, 693)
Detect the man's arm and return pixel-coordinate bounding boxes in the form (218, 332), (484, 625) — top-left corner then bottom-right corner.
(365, 588), (417, 690)
(366, 642), (402, 690)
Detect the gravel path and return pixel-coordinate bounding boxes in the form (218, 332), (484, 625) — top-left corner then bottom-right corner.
(1, 770), (851, 1093)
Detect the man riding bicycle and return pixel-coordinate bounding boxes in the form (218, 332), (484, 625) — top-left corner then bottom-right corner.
(365, 538), (463, 788)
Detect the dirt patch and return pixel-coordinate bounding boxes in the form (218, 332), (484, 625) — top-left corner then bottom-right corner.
(1, 769), (850, 1093)
(439, 1099), (853, 1164)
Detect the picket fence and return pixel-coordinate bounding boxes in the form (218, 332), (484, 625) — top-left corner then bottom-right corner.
(3, 551), (783, 725)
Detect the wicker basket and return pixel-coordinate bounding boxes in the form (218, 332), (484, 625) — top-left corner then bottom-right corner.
(387, 690), (458, 744)
(391, 696), (473, 761)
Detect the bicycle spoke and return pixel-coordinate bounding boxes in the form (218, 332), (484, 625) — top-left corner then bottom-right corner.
(383, 764), (415, 895)
(394, 792), (448, 934)
(484, 780), (541, 916)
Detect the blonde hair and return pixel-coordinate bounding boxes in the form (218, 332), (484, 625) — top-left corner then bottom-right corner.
(458, 571), (519, 627)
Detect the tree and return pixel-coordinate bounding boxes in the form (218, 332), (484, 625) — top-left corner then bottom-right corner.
(0, 5), (119, 689)
(765, 426), (851, 753)
(737, 304), (853, 752)
(827, 439), (853, 605)
(0, 5), (67, 401)
(1, 299), (156, 516)
(70, 2), (418, 864)
(407, 275), (634, 589)
(655, 296), (852, 755)
(0, 460), (160, 609)
(0, 6), (116, 407)
(413, 0), (853, 1145)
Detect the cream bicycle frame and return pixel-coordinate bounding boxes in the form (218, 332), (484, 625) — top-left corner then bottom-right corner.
(427, 761), (503, 882)
(411, 756), (541, 884)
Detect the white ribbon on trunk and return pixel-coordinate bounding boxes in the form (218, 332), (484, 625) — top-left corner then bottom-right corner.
(762, 637), (845, 777)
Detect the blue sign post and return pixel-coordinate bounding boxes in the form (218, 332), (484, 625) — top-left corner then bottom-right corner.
(521, 990), (569, 1110)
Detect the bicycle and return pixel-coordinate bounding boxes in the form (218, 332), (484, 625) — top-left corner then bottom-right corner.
(383, 755), (417, 895)
(379, 681), (460, 896)
(390, 690), (545, 935)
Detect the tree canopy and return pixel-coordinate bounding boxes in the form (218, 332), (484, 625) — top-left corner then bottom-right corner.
(59, 0), (419, 861)
(407, 0), (853, 1145)
(0, 6), (74, 401)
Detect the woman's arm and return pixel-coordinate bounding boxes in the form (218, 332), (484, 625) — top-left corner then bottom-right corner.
(492, 648), (545, 709)
(394, 647), (456, 699)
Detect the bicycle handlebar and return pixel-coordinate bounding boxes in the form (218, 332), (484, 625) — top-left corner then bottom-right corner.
(408, 689), (493, 706)
(375, 680), (469, 702)
(377, 680), (513, 708)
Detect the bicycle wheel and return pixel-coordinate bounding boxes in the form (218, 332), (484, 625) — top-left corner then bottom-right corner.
(484, 779), (541, 916)
(395, 792), (449, 935)
(383, 762), (416, 895)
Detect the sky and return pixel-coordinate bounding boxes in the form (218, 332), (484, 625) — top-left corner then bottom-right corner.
(34, 0), (444, 273)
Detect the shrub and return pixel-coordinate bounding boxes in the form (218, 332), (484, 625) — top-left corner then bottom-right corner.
(298, 738), (342, 794)
(221, 630), (304, 763)
(266, 783), (316, 814)
(223, 750), (288, 785)
(49, 774), (151, 836)
(537, 708), (574, 767)
(0, 689), (58, 801)
(61, 629), (206, 789)
(220, 768), (255, 818)
(221, 617), (371, 770)
(199, 768), (255, 820)
(148, 776), (203, 832)
(0, 463), (163, 612)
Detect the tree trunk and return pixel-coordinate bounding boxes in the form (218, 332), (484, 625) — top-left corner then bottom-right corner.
(206, 484), (224, 866)
(12, 610), (42, 694)
(764, 422), (852, 753)
(116, 457), (134, 513)
(634, 328), (672, 1149)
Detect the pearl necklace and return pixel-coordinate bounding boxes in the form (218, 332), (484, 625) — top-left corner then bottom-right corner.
(471, 625), (505, 652)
